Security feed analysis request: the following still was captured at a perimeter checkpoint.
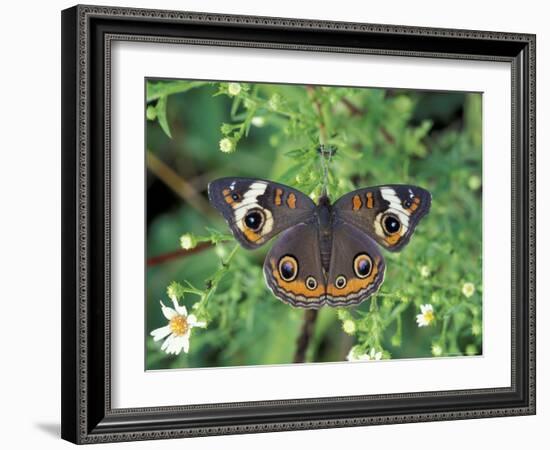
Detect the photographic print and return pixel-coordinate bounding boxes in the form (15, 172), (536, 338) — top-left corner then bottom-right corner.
(145, 79), (482, 370)
(61, 8), (535, 442)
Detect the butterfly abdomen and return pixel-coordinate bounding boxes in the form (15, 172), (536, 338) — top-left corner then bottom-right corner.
(316, 199), (333, 273)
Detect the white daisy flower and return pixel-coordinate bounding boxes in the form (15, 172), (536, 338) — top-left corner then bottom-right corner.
(416, 304), (435, 327)
(227, 83), (242, 96)
(420, 265), (430, 278)
(180, 233), (197, 250)
(347, 346), (382, 362)
(468, 175), (482, 191)
(150, 297), (206, 355)
(431, 343), (443, 356)
(219, 137), (235, 153)
(342, 320), (356, 335)
(462, 282), (476, 298)
(251, 116), (266, 127)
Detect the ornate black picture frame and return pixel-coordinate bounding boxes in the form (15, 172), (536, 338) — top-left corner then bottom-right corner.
(61, 4), (536, 444)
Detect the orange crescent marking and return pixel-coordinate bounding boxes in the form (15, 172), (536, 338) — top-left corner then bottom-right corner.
(270, 259), (325, 298)
(222, 189), (241, 209)
(275, 188), (283, 206)
(222, 188), (235, 205)
(326, 260), (380, 297)
(384, 233), (401, 246)
(352, 194), (362, 211)
(287, 193), (297, 209)
(243, 227), (263, 243)
(407, 197), (420, 212)
(366, 192), (374, 209)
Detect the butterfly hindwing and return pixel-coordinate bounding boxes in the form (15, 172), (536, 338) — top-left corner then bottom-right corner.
(333, 185), (431, 252)
(326, 220), (386, 306)
(208, 177), (316, 249)
(263, 222), (327, 308)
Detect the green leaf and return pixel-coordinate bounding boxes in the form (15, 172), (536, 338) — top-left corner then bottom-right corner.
(156, 96), (172, 138)
(146, 80), (208, 102)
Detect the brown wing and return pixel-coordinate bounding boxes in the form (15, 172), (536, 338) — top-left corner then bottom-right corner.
(325, 220), (386, 307)
(263, 222), (327, 309)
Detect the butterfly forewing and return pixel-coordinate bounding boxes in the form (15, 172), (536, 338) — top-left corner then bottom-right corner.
(333, 184), (431, 252)
(208, 177), (315, 249)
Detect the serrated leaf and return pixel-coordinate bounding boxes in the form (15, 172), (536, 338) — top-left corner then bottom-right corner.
(284, 148), (309, 158)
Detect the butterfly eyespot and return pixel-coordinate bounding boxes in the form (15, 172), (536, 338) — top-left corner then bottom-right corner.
(306, 276), (318, 290)
(335, 275), (347, 289)
(354, 253), (373, 279)
(403, 199), (412, 208)
(231, 192), (241, 202)
(382, 213), (401, 235)
(243, 209), (265, 231)
(278, 255), (298, 282)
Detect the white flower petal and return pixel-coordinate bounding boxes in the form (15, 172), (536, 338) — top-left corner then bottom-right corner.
(150, 325), (171, 341)
(170, 336), (186, 355)
(160, 334), (174, 351)
(182, 335), (190, 353)
(187, 314), (206, 328)
(176, 304), (188, 317)
(169, 295), (179, 308)
(160, 301), (177, 320)
(170, 295), (188, 317)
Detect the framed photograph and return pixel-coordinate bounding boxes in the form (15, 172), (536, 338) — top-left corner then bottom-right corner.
(61, 4), (536, 444)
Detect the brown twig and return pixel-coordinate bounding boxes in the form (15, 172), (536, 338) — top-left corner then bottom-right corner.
(293, 309), (319, 363)
(379, 126), (396, 144)
(306, 86), (328, 145)
(341, 97), (364, 116)
(147, 242), (213, 267)
(146, 150), (215, 217)
(340, 96), (396, 144)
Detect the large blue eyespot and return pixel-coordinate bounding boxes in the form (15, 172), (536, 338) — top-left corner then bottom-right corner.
(244, 209), (265, 231)
(382, 213), (401, 235)
(353, 253), (373, 279)
(278, 255), (298, 282)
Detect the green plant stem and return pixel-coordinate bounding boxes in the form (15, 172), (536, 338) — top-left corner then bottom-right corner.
(201, 244), (240, 306)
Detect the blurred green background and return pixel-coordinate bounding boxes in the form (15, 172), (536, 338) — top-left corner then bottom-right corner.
(145, 79), (482, 370)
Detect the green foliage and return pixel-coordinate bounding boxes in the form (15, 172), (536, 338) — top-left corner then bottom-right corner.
(146, 79), (483, 369)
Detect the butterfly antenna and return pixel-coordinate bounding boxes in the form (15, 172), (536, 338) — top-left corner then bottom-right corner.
(317, 145), (336, 199)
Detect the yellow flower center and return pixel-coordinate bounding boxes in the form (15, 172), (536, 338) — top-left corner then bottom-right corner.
(424, 310), (434, 323)
(169, 315), (188, 336)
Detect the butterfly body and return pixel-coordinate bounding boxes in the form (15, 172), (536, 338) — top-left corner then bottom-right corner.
(208, 177), (431, 309)
(312, 194), (334, 272)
